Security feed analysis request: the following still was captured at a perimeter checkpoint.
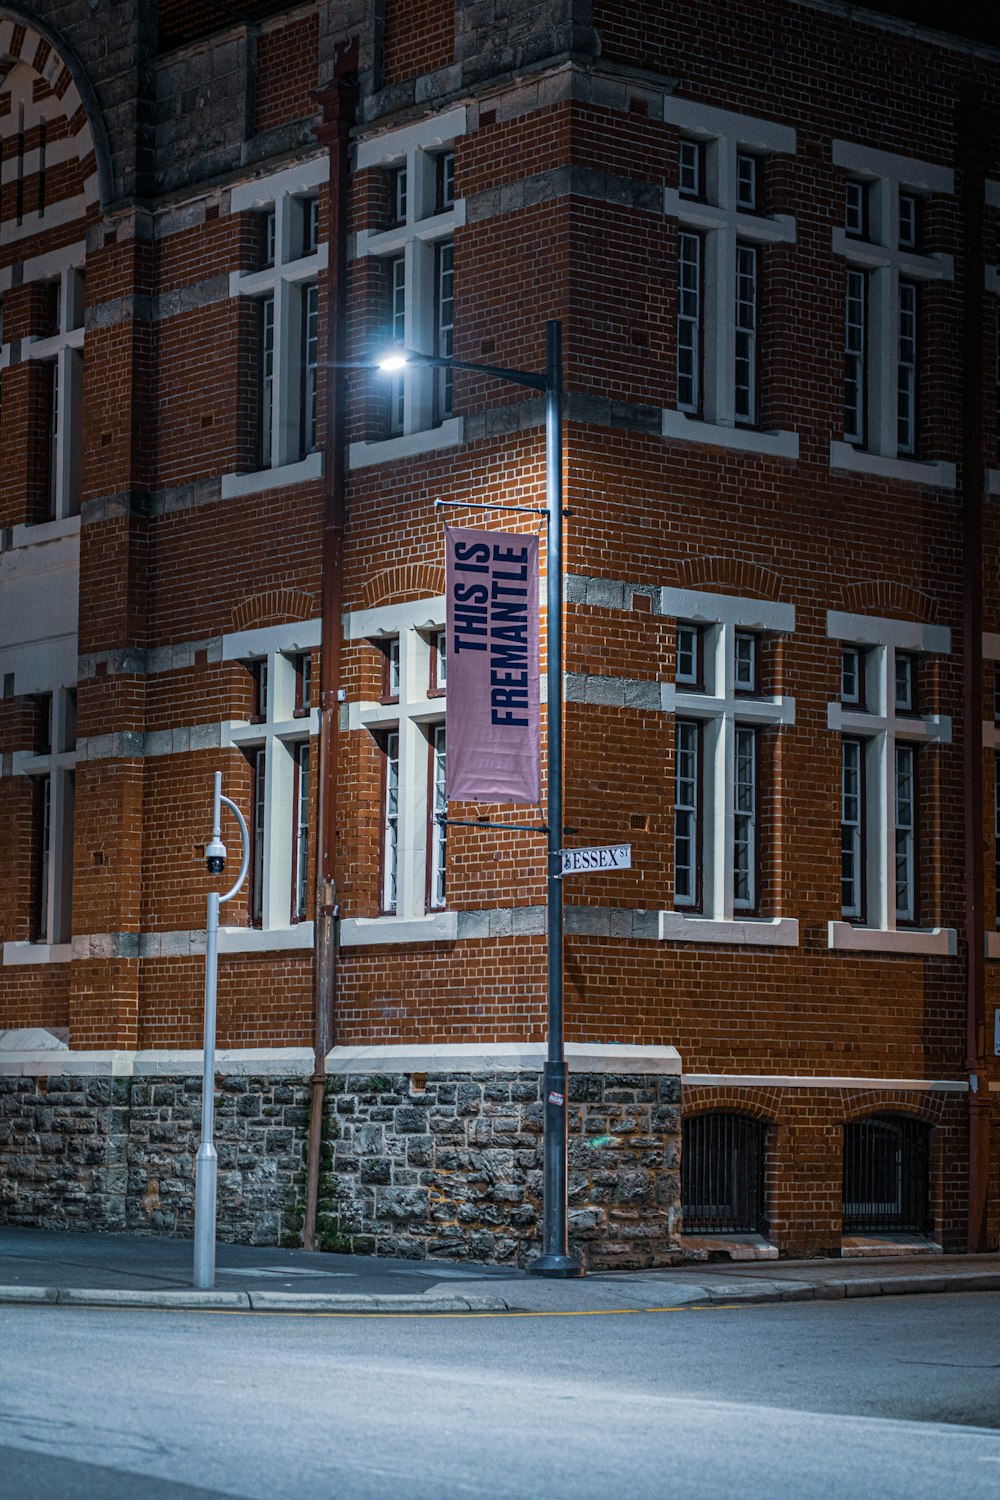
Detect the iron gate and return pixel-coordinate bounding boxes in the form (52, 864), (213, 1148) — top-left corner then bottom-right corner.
(842, 1114), (930, 1234)
(682, 1112), (767, 1234)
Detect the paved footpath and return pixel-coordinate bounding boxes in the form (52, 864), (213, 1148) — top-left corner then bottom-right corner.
(2, 1224), (999, 1314)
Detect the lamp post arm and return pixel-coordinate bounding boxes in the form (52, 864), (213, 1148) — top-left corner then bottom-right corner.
(218, 795), (250, 905)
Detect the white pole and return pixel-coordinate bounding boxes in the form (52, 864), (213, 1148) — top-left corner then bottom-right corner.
(194, 773), (249, 1290)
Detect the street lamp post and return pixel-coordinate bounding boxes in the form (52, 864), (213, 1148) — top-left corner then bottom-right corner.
(377, 321), (582, 1276)
(194, 771), (250, 1290)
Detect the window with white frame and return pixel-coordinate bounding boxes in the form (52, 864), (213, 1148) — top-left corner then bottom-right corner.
(227, 162), (327, 496)
(827, 610), (952, 952)
(664, 100), (796, 457)
(15, 686), (77, 948)
(352, 109), (466, 457)
(23, 262), (85, 522)
(223, 639), (318, 932)
(344, 600), (448, 924)
(662, 588), (795, 941)
(831, 142), (954, 481)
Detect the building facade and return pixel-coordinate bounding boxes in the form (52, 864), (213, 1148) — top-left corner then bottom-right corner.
(1, 0), (999, 1266)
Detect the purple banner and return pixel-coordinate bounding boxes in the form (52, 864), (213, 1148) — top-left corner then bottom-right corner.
(445, 527), (541, 804)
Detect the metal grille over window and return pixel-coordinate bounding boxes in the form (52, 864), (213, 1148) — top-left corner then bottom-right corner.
(842, 1115), (930, 1234)
(682, 1113), (768, 1235)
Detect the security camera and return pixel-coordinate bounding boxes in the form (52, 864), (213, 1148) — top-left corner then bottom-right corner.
(205, 834), (227, 876)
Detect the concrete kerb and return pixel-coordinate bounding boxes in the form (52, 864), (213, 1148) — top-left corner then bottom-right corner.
(0, 1271), (998, 1314)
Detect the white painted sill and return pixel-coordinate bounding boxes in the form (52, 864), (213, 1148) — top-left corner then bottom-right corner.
(217, 924), (315, 954)
(658, 913), (799, 946)
(2, 941), (73, 966)
(828, 921), (956, 956)
(662, 410), (799, 459)
(349, 418), (464, 470)
(10, 515), (81, 549)
(340, 912), (459, 946)
(221, 451), (323, 499)
(829, 442), (956, 490)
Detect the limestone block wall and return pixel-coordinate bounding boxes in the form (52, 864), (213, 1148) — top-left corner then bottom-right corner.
(0, 1044), (684, 1270)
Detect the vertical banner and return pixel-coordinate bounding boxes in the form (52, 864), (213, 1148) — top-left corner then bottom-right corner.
(445, 527), (541, 804)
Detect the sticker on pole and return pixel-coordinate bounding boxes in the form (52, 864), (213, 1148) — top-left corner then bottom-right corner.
(548, 1091), (565, 1106)
(560, 844), (632, 876)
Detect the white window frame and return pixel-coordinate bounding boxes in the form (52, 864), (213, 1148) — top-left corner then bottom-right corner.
(830, 141), (955, 486)
(23, 259), (85, 522)
(351, 108), (467, 467)
(222, 629), (320, 936)
(226, 159), (328, 498)
(663, 99), (797, 460)
(661, 587), (796, 945)
(827, 610), (954, 955)
(344, 597), (454, 940)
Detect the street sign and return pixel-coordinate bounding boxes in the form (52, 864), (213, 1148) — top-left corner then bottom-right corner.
(560, 844), (632, 875)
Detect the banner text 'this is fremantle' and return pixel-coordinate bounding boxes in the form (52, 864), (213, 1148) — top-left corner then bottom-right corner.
(450, 538), (532, 727)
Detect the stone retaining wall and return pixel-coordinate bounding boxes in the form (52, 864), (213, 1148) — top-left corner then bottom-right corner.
(0, 1069), (682, 1269)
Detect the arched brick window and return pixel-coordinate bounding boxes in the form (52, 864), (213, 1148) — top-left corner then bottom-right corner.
(682, 1111), (768, 1234)
(842, 1113), (931, 1234)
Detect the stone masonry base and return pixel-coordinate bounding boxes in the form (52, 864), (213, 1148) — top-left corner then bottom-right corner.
(0, 1045), (683, 1270)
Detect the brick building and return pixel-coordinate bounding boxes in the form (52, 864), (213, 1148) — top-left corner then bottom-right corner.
(1, 0), (999, 1266)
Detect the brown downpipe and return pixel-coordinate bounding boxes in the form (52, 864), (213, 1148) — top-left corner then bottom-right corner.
(302, 43), (358, 1252)
(956, 92), (991, 1253)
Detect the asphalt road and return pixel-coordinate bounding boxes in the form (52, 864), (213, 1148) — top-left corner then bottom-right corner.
(2, 1293), (1000, 1499)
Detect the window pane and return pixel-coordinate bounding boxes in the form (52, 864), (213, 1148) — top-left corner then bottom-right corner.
(383, 731), (400, 912)
(429, 725), (447, 908)
(435, 240), (454, 421)
(674, 720), (700, 907)
(736, 152), (757, 210)
(734, 244), (758, 425)
(894, 653), (914, 712)
(841, 646), (860, 705)
(734, 631), (757, 692)
(897, 280), (917, 455)
(733, 727), (756, 910)
(894, 744), (915, 921)
(301, 282), (319, 456)
(260, 293), (275, 467)
(677, 232), (702, 414)
(841, 738), (863, 919)
(251, 749), (267, 926)
(679, 139), (702, 198)
(293, 744), (310, 921)
(845, 269), (866, 444)
(676, 623), (700, 686)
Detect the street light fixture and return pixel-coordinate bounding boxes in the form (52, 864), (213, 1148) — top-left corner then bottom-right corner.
(375, 321), (582, 1277)
(194, 771), (250, 1290)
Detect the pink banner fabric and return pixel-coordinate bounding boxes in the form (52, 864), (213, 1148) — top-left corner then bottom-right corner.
(445, 527), (541, 805)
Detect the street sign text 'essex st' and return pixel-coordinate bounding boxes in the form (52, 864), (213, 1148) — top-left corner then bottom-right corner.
(560, 844), (632, 876)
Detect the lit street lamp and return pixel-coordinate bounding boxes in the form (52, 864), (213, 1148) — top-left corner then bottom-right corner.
(194, 771), (250, 1290)
(377, 322), (583, 1277)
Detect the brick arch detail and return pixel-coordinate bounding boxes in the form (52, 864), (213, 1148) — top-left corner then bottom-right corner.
(840, 579), (938, 622)
(0, 8), (112, 209)
(682, 1087), (783, 1124)
(674, 556), (784, 601)
(837, 1091), (948, 1127)
(361, 564), (445, 610)
(230, 588), (317, 633)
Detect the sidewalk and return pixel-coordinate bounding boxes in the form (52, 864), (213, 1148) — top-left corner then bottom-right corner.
(1, 1225), (998, 1314)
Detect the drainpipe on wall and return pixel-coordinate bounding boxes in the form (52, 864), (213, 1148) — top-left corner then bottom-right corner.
(302, 41), (358, 1253)
(956, 92), (991, 1253)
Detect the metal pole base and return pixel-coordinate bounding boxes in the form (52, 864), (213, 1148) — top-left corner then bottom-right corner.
(527, 1252), (585, 1278)
(193, 1143), (218, 1290)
